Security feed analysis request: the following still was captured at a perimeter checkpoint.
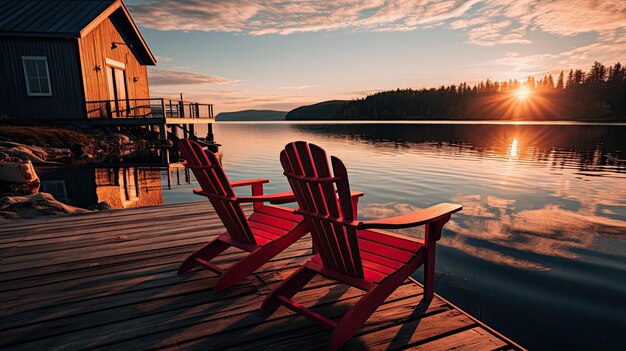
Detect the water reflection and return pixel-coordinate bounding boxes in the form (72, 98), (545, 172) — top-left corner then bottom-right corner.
(40, 166), (173, 209)
(507, 138), (518, 158)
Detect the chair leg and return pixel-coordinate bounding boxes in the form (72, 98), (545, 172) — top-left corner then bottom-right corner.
(178, 238), (230, 275)
(215, 223), (308, 292)
(328, 283), (394, 350)
(214, 246), (276, 292)
(260, 264), (317, 315)
(329, 255), (422, 350)
(423, 244), (437, 300)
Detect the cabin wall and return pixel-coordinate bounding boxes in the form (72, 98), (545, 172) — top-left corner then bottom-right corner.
(78, 16), (150, 112)
(0, 38), (85, 120)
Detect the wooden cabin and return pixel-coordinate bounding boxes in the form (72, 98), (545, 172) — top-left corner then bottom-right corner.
(0, 0), (213, 124)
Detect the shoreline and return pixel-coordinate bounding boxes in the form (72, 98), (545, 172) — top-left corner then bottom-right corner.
(217, 119), (626, 126)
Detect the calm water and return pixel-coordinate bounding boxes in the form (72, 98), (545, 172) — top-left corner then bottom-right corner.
(46, 122), (626, 350)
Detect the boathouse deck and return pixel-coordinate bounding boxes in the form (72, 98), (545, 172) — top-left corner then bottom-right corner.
(0, 201), (524, 350)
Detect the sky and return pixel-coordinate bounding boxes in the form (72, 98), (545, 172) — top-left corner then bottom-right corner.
(123, 0), (626, 114)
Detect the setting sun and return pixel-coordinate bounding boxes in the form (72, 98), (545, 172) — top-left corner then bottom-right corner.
(514, 87), (532, 101)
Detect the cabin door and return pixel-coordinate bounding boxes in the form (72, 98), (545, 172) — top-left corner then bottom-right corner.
(105, 59), (129, 117)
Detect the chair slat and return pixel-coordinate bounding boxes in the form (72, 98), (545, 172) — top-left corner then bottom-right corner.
(309, 219), (340, 271)
(330, 156), (355, 220)
(284, 144), (317, 212)
(310, 144), (340, 216)
(294, 142), (328, 215)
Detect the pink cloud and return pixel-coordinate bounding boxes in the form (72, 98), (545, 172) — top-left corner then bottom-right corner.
(128, 0), (625, 48)
(150, 85), (321, 114)
(148, 69), (237, 86)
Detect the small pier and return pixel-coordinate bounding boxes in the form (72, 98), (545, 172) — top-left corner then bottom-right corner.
(0, 202), (524, 350)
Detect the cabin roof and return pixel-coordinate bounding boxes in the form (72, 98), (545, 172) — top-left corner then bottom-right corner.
(0, 0), (156, 65)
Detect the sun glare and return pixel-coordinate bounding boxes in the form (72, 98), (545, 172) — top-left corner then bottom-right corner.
(514, 87), (531, 101)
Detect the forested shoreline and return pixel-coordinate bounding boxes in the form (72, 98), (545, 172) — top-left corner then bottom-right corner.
(329, 62), (625, 121)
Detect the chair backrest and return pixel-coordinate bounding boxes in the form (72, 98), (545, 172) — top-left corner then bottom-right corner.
(178, 139), (256, 245)
(280, 141), (364, 279)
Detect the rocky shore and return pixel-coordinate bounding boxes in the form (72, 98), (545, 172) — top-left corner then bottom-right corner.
(0, 121), (158, 219)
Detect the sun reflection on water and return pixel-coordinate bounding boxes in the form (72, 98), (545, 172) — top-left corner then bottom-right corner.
(508, 137), (519, 158)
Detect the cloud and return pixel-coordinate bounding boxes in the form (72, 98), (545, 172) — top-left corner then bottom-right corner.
(148, 69), (237, 86)
(149, 85), (321, 114)
(490, 41), (626, 77)
(128, 0), (626, 48)
(465, 20), (531, 46)
(276, 85), (318, 90)
(358, 195), (626, 271)
(443, 194), (626, 270)
(155, 56), (172, 62)
(129, 0), (260, 33)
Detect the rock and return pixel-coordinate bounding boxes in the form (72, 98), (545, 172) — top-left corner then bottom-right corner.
(0, 152), (39, 189)
(0, 192), (91, 219)
(0, 141), (65, 165)
(88, 201), (113, 211)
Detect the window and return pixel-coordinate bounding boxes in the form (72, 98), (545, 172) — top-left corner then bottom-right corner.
(41, 180), (68, 203)
(22, 56), (52, 96)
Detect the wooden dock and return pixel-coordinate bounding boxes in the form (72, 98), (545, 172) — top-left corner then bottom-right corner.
(0, 202), (524, 350)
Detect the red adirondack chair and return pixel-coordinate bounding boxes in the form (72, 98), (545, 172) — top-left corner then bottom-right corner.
(261, 141), (462, 350)
(177, 139), (310, 292)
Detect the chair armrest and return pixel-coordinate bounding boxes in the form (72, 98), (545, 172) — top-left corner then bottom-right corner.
(350, 191), (364, 198)
(192, 188), (236, 201)
(357, 203), (462, 230)
(236, 191), (297, 204)
(193, 188), (208, 196)
(230, 179), (270, 187)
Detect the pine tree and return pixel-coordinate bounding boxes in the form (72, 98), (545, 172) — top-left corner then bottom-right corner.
(547, 74), (555, 89)
(566, 69), (574, 88)
(556, 71), (565, 89)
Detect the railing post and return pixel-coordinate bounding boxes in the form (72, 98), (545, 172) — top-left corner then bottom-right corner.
(160, 98), (166, 119)
(159, 123), (169, 164)
(189, 123), (195, 139)
(105, 101), (112, 119)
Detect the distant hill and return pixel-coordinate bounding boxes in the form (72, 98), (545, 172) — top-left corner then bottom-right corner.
(285, 100), (347, 120)
(216, 110), (287, 121)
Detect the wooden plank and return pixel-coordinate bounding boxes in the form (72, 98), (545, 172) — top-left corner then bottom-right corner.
(1, 272), (330, 349)
(1, 244), (312, 308)
(0, 217), (224, 257)
(406, 327), (508, 351)
(0, 201), (219, 235)
(0, 205), (219, 241)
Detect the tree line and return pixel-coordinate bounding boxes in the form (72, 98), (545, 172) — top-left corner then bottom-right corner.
(333, 61), (625, 120)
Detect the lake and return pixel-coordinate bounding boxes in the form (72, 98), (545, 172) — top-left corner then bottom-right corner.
(42, 122), (626, 350)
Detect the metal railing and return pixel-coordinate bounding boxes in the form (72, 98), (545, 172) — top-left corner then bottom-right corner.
(85, 98), (214, 119)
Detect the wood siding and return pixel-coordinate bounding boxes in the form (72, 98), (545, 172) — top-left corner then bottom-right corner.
(78, 16), (150, 112)
(0, 38), (84, 120)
